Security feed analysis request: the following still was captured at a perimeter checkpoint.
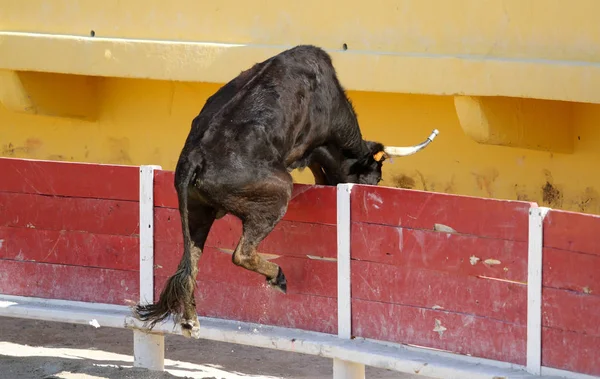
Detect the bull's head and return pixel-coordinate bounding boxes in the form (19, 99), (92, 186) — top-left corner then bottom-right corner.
(310, 129), (440, 186)
(351, 129), (440, 186)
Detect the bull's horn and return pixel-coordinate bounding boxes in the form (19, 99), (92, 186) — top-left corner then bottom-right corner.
(383, 129), (439, 157)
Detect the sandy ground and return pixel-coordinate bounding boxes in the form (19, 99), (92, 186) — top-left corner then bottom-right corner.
(0, 317), (417, 379)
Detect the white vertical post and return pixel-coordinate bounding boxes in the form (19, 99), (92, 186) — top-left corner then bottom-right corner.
(527, 206), (550, 375)
(134, 165), (165, 371)
(334, 183), (365, 379)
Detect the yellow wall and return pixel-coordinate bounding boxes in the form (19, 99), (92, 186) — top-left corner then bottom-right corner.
(3, 0), (600, 62)
(2, 74), (599, 215)
(2, 0), (599, 215)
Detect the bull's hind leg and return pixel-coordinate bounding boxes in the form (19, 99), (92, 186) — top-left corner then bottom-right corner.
(178, 201), (217, 335)
(232, 218), (288, 293)
(229, 171), (293, 293)
(135, 198), (216, 338)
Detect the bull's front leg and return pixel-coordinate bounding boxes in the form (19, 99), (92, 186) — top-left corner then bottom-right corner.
(308, 162), (329, 185)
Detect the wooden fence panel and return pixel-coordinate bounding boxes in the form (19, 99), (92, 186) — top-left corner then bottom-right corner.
(350, 185), (533, 365)
(541, 210), (600, 376)
(0, 158), (140, 305)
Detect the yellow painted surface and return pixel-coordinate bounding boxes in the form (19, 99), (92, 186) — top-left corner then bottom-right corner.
(2, 0), (600, 103)
(1, 0), (599, 214)
(0, 70), (35, 113)
(0, 70), (98, 119)
(454, 96), (574, 153)
(3, 0), (600, 62)
(2, 31), (600, 104)
(1, 77), (599, 215)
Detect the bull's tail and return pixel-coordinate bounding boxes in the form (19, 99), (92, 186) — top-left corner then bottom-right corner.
(133, 157), (201, 329)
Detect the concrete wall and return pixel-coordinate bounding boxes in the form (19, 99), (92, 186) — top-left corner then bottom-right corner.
(2, 0), (599, 214)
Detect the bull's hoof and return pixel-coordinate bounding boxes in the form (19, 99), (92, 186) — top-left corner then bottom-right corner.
(181, 318), (201, 339)
(267, 267), (287, 294)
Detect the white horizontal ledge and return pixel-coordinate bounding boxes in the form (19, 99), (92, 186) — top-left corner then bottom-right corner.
(0, 294), (128, 329)
(2, 32), (600, 103)
(0, 294), (572, 379)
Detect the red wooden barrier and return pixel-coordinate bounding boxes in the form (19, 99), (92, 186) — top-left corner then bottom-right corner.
(349, 185), (534, 365)
(0, 158), (140, 305)
(152, 170), (339, 334)
(541, 210), (600, 376)
(1, 157), (598, 376)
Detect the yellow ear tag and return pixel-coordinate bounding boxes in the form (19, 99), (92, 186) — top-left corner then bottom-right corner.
(373, 151), (385, 162)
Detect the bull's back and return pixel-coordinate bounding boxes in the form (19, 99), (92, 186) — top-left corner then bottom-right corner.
(190, 45), (344, 172)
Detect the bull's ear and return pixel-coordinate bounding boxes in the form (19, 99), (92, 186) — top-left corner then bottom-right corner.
(366, 141), (387, 162)
(373, 151), (386, 162)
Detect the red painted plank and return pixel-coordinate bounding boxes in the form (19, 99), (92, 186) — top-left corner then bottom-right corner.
(153, 169), (336, 225)
(351, 222), (527, 282)
(0, 226), (138, 271)
(351, 261), (527, 325)
(285, 184), (337, 225)
(352, 299), (526, 365)
(544, 209), (600, 256)
(154, 208), (337, 259)
(153, 170), (176, 208)
(154, 276), (337, 334)
(0, 157), (139, 201)
(543, 247), (600, 293)
(351, 185), (533, 241)
(542, 287), (600, 336)
(0, 259), (139, 305)
(155, 246), (336, 298)
(0, 192), (139, 236)
(542, 327), (600, 376)
(153, 207), (182, 242)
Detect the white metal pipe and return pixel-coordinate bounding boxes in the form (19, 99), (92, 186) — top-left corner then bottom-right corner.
(134, 165), (165, 371)
(334, 183), (365, 379)
(526, 206), (550, 375)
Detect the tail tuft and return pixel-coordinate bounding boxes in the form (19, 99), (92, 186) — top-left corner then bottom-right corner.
(132, 156), (201, 329)
(132, 265), (197, 328)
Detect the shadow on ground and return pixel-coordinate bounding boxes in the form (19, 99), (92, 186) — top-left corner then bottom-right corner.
(0, 317), (411, 379)
(0, 354), (190, 379)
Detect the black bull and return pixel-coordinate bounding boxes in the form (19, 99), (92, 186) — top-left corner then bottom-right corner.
(133, 45), (438, 337)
